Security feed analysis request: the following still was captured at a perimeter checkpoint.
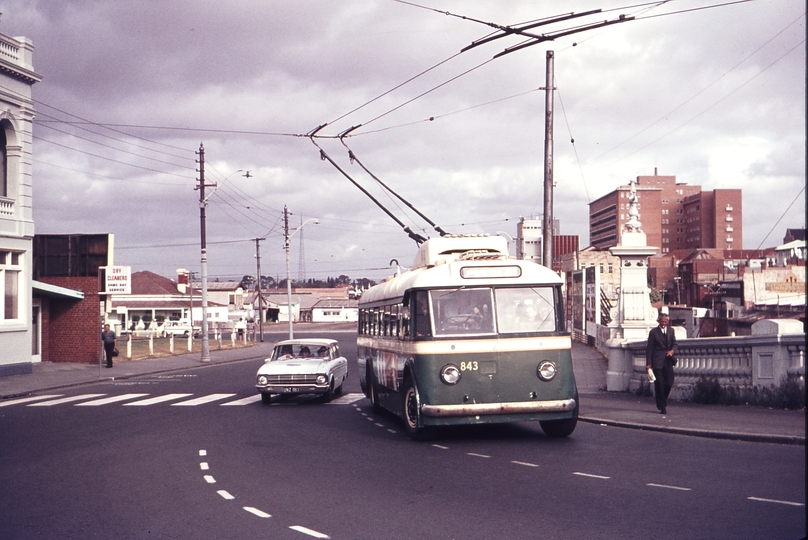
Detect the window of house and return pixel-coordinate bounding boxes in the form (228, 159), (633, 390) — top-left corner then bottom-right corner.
(1, 250), (21, 321)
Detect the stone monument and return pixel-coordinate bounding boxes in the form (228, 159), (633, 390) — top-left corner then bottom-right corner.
(605, 178), (659, 391)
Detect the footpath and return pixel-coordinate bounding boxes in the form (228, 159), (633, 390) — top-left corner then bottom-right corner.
(0, 324), (804, 445)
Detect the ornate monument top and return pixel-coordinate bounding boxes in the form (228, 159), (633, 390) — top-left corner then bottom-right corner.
(624, 178), (642, 233)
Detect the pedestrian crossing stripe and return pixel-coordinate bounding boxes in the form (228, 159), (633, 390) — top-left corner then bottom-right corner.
(0, 392), (366, 408)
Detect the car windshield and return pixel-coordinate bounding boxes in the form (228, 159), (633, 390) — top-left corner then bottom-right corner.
(273, 343), (330, 360)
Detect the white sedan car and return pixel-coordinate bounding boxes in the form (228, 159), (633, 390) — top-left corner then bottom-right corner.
(255, 339), (348, 405)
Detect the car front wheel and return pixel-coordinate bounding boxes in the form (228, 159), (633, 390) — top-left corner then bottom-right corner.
(260, 393), (272, 405)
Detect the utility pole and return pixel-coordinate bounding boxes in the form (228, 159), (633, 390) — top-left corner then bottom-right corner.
(542, 50), (555, 271)
(196, 143), (213, 362)
(254, 237), (265, 342)
(284, 205), (294, 339)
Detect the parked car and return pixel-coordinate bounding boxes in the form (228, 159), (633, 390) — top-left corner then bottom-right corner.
(256, 338), (348, 405)
(163, 320), (201, 337)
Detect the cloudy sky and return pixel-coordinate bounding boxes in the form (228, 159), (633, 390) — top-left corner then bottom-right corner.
(2, 0), (804, 283)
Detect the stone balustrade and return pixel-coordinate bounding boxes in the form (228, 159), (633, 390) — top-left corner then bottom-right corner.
(0, 197), (13, 216)
(0, 36), (20, 62)
(609, 333), (805, 399)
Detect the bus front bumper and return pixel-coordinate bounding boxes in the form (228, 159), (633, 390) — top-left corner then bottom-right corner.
(421, 398), (576, 418)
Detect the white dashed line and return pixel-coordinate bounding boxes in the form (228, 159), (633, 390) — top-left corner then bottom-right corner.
(512, 461), (539, 468)
(748, 496), (805, 507)
(204, 475), (216, 484)
(199, 450), (207, 456)
(467, 452), (491, 459)
(432, 444), (449, 450)
(290, 525), (330, 538)
(125, 393), (194, 406)
(200, 462), (209, 471)
(374, 422), (384, 427)
(28, 394), (106, 406)
(573, 472), (610, 480)
(387, 429), (397, 434)
(0, 395), (63, 407)
(76, 393), (149, 406)
(221, 395), (263, 406)
(244, 506), (271, 518)
(172, 393), (237, 406)
(217, 490), (234, 500)
(647, 483), (691, 491)
(327, 393), (365, 405)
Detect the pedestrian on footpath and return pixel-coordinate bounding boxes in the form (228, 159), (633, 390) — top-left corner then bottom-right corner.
(646, 313), (677, 414)
(101, 324), (117, 368)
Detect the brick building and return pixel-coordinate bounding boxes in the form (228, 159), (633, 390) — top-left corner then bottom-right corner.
(589, 170), (742, 253)
(32, 234), (111, 364)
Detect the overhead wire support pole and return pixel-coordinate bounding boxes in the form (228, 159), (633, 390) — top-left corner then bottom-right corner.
(254, 237), (265, 342)
(339, 126), (449, 237)
(195, 143), (214, 363)
(308, 129), (427, 245)
(542, 51), (555, 271)
(284, 206), (293, 340)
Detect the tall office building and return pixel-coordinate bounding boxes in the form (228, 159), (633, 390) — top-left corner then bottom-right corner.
(588, 171), (742, 252)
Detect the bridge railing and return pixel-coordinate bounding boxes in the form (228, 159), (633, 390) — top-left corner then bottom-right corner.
(620, 334), (805, 398)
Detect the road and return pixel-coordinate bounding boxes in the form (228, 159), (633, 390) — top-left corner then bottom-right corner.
(0, 328), (804, 539)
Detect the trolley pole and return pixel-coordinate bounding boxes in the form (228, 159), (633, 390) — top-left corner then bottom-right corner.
(542, 50), (555, 270)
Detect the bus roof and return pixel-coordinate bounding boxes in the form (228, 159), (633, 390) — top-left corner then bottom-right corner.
(360, 236), (562, 307)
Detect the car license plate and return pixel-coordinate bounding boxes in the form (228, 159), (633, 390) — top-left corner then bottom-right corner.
(283, 387), (301, 393)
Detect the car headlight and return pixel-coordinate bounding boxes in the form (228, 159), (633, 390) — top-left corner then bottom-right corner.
(440, 364), (461, 385)
(257, 375), (268, 386)
(536, 361), (557, 381)
(316, 375), (328, 385)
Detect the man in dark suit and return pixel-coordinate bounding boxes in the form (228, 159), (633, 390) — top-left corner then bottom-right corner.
(646, 313), (677, 414)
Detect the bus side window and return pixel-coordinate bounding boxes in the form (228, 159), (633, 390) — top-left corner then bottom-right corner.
(412, 291), (431, 338)
(401, 300), (410, 338)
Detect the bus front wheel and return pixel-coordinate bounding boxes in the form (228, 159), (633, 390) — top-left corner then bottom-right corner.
(402, 377), (430, 441)
(539, 404), (578, 438)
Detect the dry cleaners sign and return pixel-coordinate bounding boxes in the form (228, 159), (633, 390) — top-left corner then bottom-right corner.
(102, 266), (131, 294)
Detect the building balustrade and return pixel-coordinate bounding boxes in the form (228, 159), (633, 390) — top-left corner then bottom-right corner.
(0, 36), (20, 61)
(615, 333), (805, 398)
(0, 197), (13, 216)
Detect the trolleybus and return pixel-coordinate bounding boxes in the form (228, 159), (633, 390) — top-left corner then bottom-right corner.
(357, 235), (578, 440)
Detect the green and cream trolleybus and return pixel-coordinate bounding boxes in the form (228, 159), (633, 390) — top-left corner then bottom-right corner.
(357, 235), (578, 440)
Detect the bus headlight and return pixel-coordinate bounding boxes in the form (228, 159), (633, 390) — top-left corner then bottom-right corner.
(257, 375), (268, 386)
(440, 364), (461, 385)
(316, 375), (328, 385)
(536, 361), (557, 381)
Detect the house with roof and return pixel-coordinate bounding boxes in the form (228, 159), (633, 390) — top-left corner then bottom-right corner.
(109, 270), (229, 333)
(312, 298), (359, 322)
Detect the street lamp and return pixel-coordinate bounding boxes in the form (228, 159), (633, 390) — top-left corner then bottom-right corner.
(284, 205), (318, 339)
